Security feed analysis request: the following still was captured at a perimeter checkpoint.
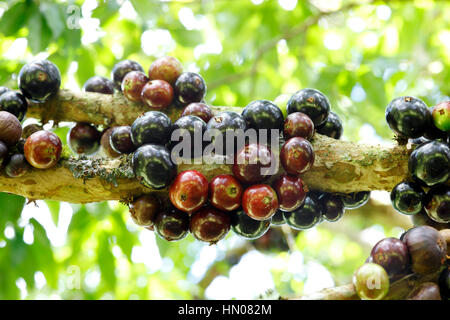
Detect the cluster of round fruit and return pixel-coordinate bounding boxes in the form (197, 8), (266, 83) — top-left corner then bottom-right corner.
(352, 225), (449, 300)
(385, 96), (449, 225)
(0, 60), (63, 177)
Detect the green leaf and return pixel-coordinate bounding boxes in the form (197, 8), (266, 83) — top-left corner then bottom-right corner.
(27, 11), (52, 53)
(0, 193), (25, 227)
(0, 0), (31, 36)
(97, 231), (116, 290)
(40, 2), (65, 39)
(45, 200), (60, 226)
(75, 49), (95, 86)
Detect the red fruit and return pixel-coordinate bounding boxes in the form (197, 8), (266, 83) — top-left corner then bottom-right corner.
(209, 174), (243, 212)
(148, 56), (183, 85)
(100, 128), (121, 158)
(169, 170), (209, 213)
(129, 194), (161, 227)
(283, 112), (314, 140)
(24, 130), (62, 169)
(190, 206), (231, 244)
(232, 143), (276, 184)
(242, 184), (279, 221)
(273, 174), (307, 212)
(181, 102), (214, 123)
(121, 71), (149, 102)
(280, 137), (315, 174)
(141, 80), (174, 109)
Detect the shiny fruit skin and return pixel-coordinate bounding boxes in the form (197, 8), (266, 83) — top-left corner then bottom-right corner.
(24, 131), (62, 169)
(390, 181), (425, 215)
(171, 115), (206, 160)
(403, 225), (447, 275)
(286, 88), (331, 127)
(424, 185), (450, 223)
(67, 122), (101, 155)
(407, 282), (442, 300)
(181, 102), (213, 123)
(432, 101), (450, 132)
(273, 174), (306, 212)
(174, 72), (206, 104)
(18, 60), (61, 102)
(0, 91), (28, 121)
(271, 210), (285, 226)
(209, 174), (243, 212)
(83, 76), (115, 94)
(353, 263), (390, 300)
(370, 237), (410, 279)
(283, 112), (314, 140)
(385, 96), (431, 138)
(320, 193), (345, 222)
(130, 111), (172, 148)
(283, 196), (322, 230)
(411, 209), (449, 231)
(141, 79), (174, 109)
(5, 154), (31, 178)
(438, 267), (450, 299)
(341, 191), (370, 209)
(316, 111), (343, 139)
(100, 128), (121, 158)
(0, 111), (22, 146)
(231, 209), (271, 239)
(154, 208), (190, 241)
(409, 140), (450, 187)
(0, 141), (7, 166)
(206, 111), (247, 156)
(121, 71), (149, 102)
(111, 60), (144, 90)
(242, 100), (284, 132)
(232, 143), (275, 184)
(169, 170), (209, 214)
(148, 56), (183, 85)
(190, 206), (231, 244)
(110, 126), (135, 154)
(129, 194), (161, 227)
(132, 144), (177, 189)
(280, 137), (314, 174)
(242, 184), (279, 221)
(439, 229), (450, 256)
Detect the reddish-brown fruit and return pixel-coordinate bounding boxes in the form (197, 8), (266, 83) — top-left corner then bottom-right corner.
(0, 111), (22, 146)
(121, 71), (149, 102)
(280, 137), (315, 174)
(110, 125), (135, 154)
(209, 174), (243, 212)
(370, 237), (410, 279)
(407, 282), (442, 300)
(181, 102), (214, 123)
(141, 80), (174, 109)
(283, 112), (314, 140)
(24, 130), (62, 169)
(169, 170), (209, 214)
(67, 122), (101, 155)
(129, 194), (161, 227)
(100, 128), (121, 158)
(148, 56), (183, 85)
(242, 184), (279, 221)
(5, 154), (31, 177)
(273, 174), (306, 212)
(190, 206), (231, 244)
(232, 143), (276, 184)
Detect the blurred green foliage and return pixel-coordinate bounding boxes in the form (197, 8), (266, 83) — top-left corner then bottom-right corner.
(0, 0), (448, 299)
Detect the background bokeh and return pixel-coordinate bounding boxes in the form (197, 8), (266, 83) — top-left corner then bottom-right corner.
(0, 0), (448, 299)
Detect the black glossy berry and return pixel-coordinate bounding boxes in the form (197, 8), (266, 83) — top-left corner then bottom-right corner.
(283, 196), (322, 230)
(18, 60), (61, 102)
(154, 208), (190, 241)
(409, 137), (430, 146)
(0, 91), (28, 121)
(390, 181), (425, 215)
(341, 191), (370, 209)
(5, 154), (31, 178)
(206, 111), (247, 156)
(242, 100), (284, 137)
(316, 111), (343, 139)
(174, 72), (206, 104)
(132, 144), (177, 189)
(0, 141), (8, 166)
(83, 76), (115, 94)
(287, 88), (331, 127)
(130, 111), (172, 148)
(171, 115), (206, 160)
(424, 185), (450, 223)
(320, 193), (345, 222)
(385, 96), (431, 138)
(439, 267), (450, 300)
(110, 126), (135, 154)
(231, 209), (271, 239)
(411, 209), (449, 231)
(270, 210), (285, 226)
(409, 141), (450, 187)
(111, 60), (144, 90)
(0, 87), (11, 96)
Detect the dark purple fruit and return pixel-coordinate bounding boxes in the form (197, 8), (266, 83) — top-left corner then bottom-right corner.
(174, 72), (206, 104)
(232, 143), (275, 184)
(83, 76), (115, 94)
(316, 111), (343, 139)
(0, 91), (28, 121)
(111, 60), (144, 90)
(409, 136), (430, 146)
(190, 206), (231, 244)
(320, 193), (345, 222)
(403, 226), (447, 275)
(5, 154), (31, 177)
(148, 56), (183, 85)
(121, 71), (149, 102)
(407, 282), (441, 300)
(132, 144), (176, 189)
(130, 111), (172, 148)
(283, 112), (314, 140)
(181, 102), (213, 123)
(370, 237), (410, 279)
(242, 100), (284, 139)
(341, 191), (370, 209)
(154, 208), (189, 241)
(385, 96), (431, 138)
(22, 123), (43, 139)
(0, 111), (22, 146)
(424, 185), (450, 223)
(270, 210), (285, 226)
(438, 267), (450, 299)
(18, 60), (61, 102)
(0, 141), (7, 166)
(110, 126), (135, 154)
(129, 194), (161, 227)
(411, 209), (449, 231)
(67, 122), (101, 155)
(287, 88), (331, 127)
(141, 80), (174, 109)
(231, 209), (271, 239)
(390, 181), (425, 215)
(283, 196), (322, 230)
(171, 115), (206, 160)
(100, 128), (121, 158)
(409, 140), (450, 186)
(206, 111), (247, 156)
